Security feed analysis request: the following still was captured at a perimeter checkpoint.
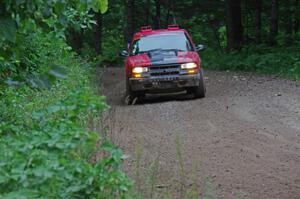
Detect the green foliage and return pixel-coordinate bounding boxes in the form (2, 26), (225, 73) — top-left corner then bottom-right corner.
(0, 0), (109, 85)
(0, 1), (135, 198)
(202, 44), (300, 80)
(0, 38), (133, 198)
(101, 30), (125, 66)
(93, 0), (300, 78)
(218, 26), (227, 49)
(0, 15), (17, 44)
(92, 0), (109, 14)
(0, 29), (70, 88)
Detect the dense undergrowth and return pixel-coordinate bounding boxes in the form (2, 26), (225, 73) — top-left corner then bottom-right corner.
(0, 32), (133, 199)
(202, 43), (300, 80)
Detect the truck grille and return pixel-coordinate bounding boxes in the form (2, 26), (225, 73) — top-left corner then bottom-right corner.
(149, 64), (181, 77)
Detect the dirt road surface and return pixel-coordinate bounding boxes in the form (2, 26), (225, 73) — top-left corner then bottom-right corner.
(99, 67), (300, 199)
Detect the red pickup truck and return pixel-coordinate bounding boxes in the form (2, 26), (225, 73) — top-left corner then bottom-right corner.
(120, 25), (206, 104)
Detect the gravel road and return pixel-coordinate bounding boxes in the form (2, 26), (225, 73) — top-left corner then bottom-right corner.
(99, 67), (300, 199)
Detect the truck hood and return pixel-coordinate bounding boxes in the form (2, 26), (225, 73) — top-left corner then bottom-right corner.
(127, 51), (199, 67)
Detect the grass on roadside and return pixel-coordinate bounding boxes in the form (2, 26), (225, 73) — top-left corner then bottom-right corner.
(126, 134), (217, 199)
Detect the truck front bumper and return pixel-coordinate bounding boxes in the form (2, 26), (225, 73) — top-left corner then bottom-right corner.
(129, 74), (200, 92)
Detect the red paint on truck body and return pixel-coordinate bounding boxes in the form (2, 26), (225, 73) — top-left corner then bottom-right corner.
(125, 27), (201, 78)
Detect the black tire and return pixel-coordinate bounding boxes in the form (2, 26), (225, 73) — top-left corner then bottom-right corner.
(125, 78), (145, 105)
(192, 69), (206, 99)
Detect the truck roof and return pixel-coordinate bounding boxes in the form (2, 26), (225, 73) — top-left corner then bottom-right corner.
(133, 25), (187, 41)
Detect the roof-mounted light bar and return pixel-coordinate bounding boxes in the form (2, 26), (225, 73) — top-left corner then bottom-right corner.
(168, 24), (180, 30)
(141, 26), (152, 32)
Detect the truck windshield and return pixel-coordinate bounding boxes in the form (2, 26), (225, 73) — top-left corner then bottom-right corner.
(130, 33), (193, 55)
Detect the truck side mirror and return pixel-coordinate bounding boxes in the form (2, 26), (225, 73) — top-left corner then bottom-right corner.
(119, 50), (129, 57)
(196, 44), (206, 52)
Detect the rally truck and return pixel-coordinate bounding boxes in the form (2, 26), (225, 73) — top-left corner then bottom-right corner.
(120, 25), (206, 104)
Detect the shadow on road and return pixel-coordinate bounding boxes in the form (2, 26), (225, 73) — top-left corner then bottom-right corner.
(129, 92), (198, 105)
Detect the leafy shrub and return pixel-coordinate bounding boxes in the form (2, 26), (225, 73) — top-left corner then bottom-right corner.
(100, 30), (125, 66)
(202, 44), (300, 80)
(0, 34), (133, 199)
(0, 24), (71, 87)
(0, 0), (109, 85)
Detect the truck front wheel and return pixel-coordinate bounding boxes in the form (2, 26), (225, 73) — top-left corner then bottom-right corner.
(125, 79), (145, 105)
(188, 69), (206, 99)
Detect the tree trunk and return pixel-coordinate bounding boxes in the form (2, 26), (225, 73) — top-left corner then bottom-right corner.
(225, 0), (243, 50)
(295, 19), (300, 33)
(284, 0), (294, 44)
(93, 12), (103, 54)
(209, 21), (222, 52)
(155, 0), (161, 29)
(170, 0), (176, 24)
(0, 3), (5, 16)
(145, 0), (151, 25)
(126, 0), (136, 44)
(285, 0), (293, 34)
(165, 0), (170, 26)
(269, 0), (279, 45)
(67, 29), (83, 54)
(294, 0), (300, 33)
(254, 0), (262, 43)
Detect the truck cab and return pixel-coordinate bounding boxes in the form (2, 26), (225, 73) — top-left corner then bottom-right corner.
(120, 25), (206, 104)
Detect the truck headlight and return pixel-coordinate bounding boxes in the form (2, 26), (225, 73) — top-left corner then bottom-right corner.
(132, 67), (148, 73)
(181, 63), (197, 69)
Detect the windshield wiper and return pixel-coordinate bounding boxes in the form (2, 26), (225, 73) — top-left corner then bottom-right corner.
(138, 48), (162, 55)
(137, 48), (185, 55)
(161, 49), (185, 52)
